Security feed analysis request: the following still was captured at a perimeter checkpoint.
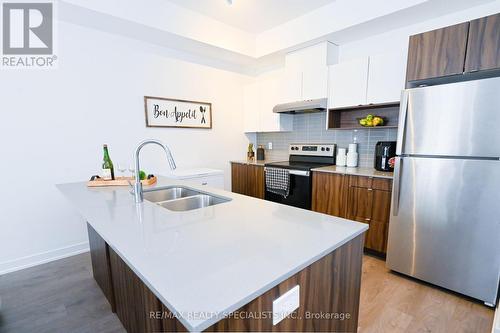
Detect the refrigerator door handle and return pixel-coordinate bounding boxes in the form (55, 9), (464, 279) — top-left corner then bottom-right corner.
(392, 157), (402, 216)
(396, 90), (409, 155)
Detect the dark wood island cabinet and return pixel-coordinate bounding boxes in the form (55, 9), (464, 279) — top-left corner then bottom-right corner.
(87, 223), (365, 332)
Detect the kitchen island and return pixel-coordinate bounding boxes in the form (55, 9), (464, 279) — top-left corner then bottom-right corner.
(58, 176), (368, 332)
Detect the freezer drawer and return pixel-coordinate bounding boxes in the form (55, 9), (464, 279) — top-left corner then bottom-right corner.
(398, 76), (500, 158)
(387, 157), (500, 304)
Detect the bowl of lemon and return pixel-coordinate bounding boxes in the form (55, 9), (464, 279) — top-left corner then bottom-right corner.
(358, 114), (385, 127)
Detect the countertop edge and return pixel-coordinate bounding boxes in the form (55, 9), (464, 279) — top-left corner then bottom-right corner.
(230, 161), (394, 179)
(230, 160), (274, 166)
(311, 166), (394, 179)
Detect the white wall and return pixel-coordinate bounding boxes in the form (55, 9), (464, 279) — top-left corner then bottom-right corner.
(256, 0), (428, 56)
(0, 22), (252, 274)
(339, 1), (500, 61)
(62, 0), (256, 57)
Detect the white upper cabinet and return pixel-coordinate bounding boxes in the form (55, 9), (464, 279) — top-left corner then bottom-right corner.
(367, 52), (407, 104)
(281, 68), (302, 103)
(243, 82), (261, 133)
(259, 74), (281, 132)
(284, 42), (339, 102)
(302, 66), (328, 100)
(243, 70), (292, 133)
(242, 42), (341, 132)
(328, 57), (369, 108)
(328, 51), (407, 108)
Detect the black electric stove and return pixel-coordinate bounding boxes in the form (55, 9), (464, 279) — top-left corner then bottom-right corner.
(264, 144), (336, 209)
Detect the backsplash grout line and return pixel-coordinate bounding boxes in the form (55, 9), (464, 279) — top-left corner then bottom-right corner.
(256, 112), (398, 167)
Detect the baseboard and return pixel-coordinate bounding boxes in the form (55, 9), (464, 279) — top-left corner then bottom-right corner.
(0, 242), (90, 276)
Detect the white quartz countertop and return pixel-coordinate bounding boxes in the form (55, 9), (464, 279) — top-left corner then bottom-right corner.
(312, 165), (394, 179)
(57, 176), (367, 332)
(230, 159), (278, 166)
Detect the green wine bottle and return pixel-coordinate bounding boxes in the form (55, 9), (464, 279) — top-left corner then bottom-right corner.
(102, 144), (115, 180)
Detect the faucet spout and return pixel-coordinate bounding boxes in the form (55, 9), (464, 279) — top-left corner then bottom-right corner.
(133, 139), (176, 203)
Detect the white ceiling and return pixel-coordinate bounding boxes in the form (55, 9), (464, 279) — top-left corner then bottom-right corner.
(166, 0), (338, 33)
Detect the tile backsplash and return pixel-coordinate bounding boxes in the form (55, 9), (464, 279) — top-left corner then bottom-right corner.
(256, 112), (398, 167)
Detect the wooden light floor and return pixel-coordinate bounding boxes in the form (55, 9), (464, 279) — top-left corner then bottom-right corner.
(358, 255), (494, 333)
(0, 253), (494, 333)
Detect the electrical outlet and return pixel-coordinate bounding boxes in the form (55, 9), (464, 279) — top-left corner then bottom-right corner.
(272, 285), (299, 325)
(268, 142), (273, 150)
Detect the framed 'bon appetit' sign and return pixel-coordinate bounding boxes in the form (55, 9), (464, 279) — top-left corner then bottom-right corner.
(144, 96), (212, 129)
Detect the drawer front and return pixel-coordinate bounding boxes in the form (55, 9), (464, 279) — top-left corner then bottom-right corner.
(349, 176), (372, 188)
(186, 175), (225, 189)
(349, 175), (392, 191)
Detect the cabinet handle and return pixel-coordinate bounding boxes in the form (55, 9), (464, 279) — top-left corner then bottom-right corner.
(365, 218), (371, 221)
(202, 182), (208, 185)
(367, 188), (373, 191)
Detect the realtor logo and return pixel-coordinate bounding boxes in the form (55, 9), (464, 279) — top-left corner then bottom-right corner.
(1, 1), (57, 68)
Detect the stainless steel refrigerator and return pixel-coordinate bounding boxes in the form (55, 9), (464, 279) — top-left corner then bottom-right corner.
(386, 77), (500, 306)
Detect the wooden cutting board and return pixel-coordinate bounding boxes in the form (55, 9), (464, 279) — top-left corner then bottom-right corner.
(87, 176), (157, 187)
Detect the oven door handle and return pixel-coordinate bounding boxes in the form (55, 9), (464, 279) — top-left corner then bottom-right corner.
(289, 169), (310, 176)
(265, 167), (310, 177)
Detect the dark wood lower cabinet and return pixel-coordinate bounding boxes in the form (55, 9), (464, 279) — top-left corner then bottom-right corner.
(312, 172), (348, 217)
(346, 177), (392, 255)
(87, 224), (116, 312)
(231, 163), (265, 199)
(246, 165), (265, 199)
(346, 187), (373, 222)
(231, 163), (247, 195)
(88, 223), (364, 332)
(312, 172), (392, 255)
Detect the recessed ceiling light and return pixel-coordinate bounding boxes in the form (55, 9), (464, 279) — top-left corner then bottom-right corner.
(226, 0), (233, 5)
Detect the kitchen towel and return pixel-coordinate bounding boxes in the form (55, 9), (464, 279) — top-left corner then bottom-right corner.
(265, 167), (290, 198)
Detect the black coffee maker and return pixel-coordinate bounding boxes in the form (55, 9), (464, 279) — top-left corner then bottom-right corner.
(374, 141), (397, 171)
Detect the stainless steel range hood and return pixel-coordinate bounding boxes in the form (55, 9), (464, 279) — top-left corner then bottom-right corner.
(273, 98), (327, 114)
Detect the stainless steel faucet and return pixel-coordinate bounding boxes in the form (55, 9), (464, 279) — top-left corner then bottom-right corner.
(133, 139), (176, 203)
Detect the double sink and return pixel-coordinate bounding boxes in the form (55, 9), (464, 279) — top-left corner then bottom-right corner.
(142, 186), (231, 212)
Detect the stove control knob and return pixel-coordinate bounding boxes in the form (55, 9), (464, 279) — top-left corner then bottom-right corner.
(326, 147), (331, 151)
(321, 147), (325, 151)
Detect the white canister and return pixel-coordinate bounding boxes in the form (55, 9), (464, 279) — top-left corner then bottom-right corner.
(348, 143), (358, 153)
(346, 151), (359, 167)
(336, 148), (347, 166)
